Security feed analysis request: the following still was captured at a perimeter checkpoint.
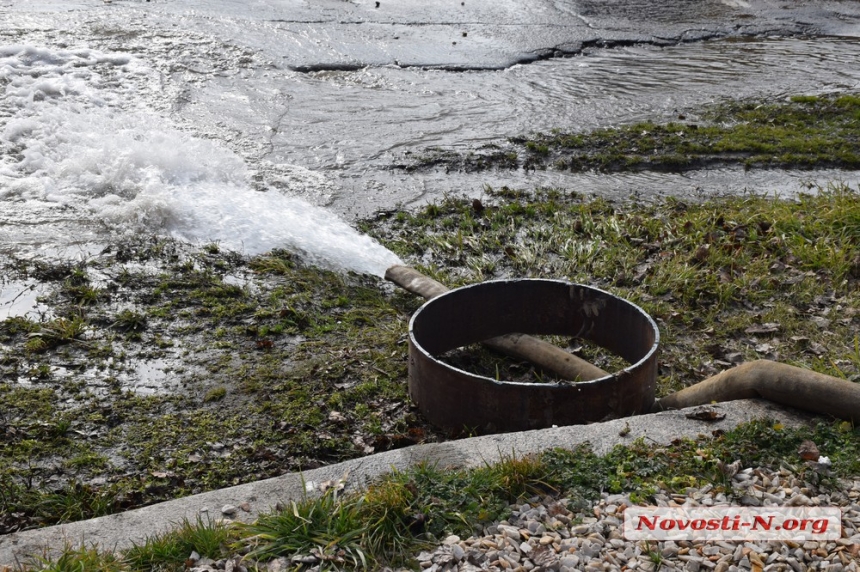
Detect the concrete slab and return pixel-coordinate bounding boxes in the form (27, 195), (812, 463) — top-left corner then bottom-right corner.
(0, 399), (820, 566)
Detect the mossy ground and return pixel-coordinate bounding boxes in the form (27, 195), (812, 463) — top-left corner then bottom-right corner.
(408, 92), (860, 174)
(0, 239), (436, 534)
(3, 184), (860, 540)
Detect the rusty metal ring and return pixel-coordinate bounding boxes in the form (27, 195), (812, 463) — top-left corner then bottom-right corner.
(408, 279), (660, 432)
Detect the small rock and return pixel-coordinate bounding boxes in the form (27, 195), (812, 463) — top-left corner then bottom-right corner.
(798, 440), (820, 461)
(499, 524), (522, 541)
(519, 541), (533, 553)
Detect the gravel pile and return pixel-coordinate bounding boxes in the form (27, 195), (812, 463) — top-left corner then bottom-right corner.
(189, 464), (860, 572)
(406, 465), (860, 572)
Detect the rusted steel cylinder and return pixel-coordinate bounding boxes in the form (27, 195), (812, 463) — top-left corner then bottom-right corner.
(408, 279), (660, 432)
(385, 265), (609, 381)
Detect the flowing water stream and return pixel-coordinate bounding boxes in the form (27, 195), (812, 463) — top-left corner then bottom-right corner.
(1, 3), (860, 278)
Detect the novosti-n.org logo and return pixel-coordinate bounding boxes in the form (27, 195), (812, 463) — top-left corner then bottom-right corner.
(623, 507), (842, 541)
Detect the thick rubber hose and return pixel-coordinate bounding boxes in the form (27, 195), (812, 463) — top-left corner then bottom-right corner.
(385, 265), (610, 382)
(384, 265), (449, 300)
(652, 359), (860, 422)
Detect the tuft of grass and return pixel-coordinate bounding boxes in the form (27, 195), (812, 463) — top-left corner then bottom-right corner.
(34, 544), (126, 572)
(25, 316), (87, 353)
(122, 516), (236, 571)
(484, 453), (555, 499)
(203, 386), (227, 402)
(112, 309), (148, 334)
(243, 490), (369, 568)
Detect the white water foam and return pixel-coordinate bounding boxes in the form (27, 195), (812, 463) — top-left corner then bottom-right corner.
(0, 45), (401, 276)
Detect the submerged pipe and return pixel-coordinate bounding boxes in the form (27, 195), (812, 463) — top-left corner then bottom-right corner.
(384, 265), (609, 381)
(653, 359), (860, 423)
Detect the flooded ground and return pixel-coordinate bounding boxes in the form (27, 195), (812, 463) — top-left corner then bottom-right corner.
(1, 0), (860, 258)
(2, 0), (859, 377)
(2, 0), (860, 536)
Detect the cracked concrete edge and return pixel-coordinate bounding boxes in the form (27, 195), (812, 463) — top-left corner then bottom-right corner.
(0, 399), (820, 566)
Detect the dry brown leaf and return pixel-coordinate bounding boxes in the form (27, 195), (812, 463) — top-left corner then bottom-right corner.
(745, 323), (780, 334)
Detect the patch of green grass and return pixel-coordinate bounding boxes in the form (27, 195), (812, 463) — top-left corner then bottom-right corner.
(0, 233), (429, 530)
(374, 183), (860, 390)
(35, 482), (118, 523)
(65, 451), (109, 471)
(0, 316), (40, 340)
(244, 490), (371, 568)
(790, 95), (820, 104)
(34, 544), (126, 572)
(411, 91), (860, 173)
